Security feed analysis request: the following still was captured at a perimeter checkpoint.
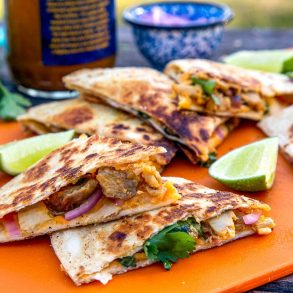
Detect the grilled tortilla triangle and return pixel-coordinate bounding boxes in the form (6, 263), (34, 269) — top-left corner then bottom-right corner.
(51, 177), (275, 286)
(18, 98), (178, 167)
(63, 67), (239, 164)
(0, 135), (180, 242)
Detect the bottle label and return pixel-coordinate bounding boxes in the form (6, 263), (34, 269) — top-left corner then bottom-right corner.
(39, 0), (116, 66)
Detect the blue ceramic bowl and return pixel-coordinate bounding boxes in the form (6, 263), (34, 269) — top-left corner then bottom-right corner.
(123, 1), (233, 70)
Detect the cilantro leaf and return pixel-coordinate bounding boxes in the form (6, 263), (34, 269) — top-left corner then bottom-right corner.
(143, 218), (201, 270)
(200, 152), (217, 168)
(118, 256), (136, 268)
(0, 83), (31, 121)
(144, 231), (195, 270)
(191, 77), (216, 96)
(211, 94), (221, 106)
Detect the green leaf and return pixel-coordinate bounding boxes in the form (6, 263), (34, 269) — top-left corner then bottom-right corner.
(285, 71), (293, 78)
(211, 94), (221, 106)
(0, 83), (31, 121)
(118, 256), (136, 268)
(200, 152), (218, 168)
(282, 56), (293, 74)
(143, 218), (201, 270)
(12, 93), (32, 106)
(191, 77), (216, 95)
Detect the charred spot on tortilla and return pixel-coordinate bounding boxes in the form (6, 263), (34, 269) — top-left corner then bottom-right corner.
(199, 128), (209, 142)
(112, 124), (130, 130)
(53, 106), (94, 127)
(22, 162), (49, 182)
(109, 231), (127, 242)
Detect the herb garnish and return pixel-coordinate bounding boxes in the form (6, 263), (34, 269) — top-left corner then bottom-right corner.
(0, 83), (31, 121)
(143, 218), (202, 270)
(191, 77), (221, 105)
(200, 152), (217, 168)
(118, 256), (136, 268)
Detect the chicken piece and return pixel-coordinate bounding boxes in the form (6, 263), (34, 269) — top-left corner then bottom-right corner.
(207, 211), (237, 240)
(45, 176), (98, 215)
(253, 215), (276, 235)
(96, 167), (139, 200)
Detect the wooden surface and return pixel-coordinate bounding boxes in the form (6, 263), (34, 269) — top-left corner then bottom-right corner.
(1, 27), (293, 292)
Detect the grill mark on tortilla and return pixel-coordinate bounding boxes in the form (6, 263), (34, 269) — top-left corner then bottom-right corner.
(109, 231), (127, 242)
(199, 129), (209, 142)
(22, 163), (49, 182)
(112, 124), (130, 130)
(53, 106), (93, 127)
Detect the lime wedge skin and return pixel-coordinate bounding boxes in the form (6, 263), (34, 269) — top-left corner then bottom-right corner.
(224, 50), (293, 73)
(0, 130), (75, 176)
(208, 138), (279, 192)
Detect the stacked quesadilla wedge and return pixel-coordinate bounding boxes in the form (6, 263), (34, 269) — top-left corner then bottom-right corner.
(165, 59), (293, 120)
(18, 98), (178, 167)
(0, 135), (180, 242)
(51, 177), (275, 286)
(63, 67), (239, 164)
(258, 105), (293, 163)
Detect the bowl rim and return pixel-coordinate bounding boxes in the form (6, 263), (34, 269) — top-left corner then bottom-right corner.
(123, 1), (234, 30)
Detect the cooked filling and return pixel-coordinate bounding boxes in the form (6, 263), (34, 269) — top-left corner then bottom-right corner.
(172, 72), (270, 115)
(44, 175), (99, 215)
(110, 209), (275, 272)
(96, 168), (139, 200)
(23, 120), (64, 134)
(195, 119), (239, 165)
(43, 161), (167, 216)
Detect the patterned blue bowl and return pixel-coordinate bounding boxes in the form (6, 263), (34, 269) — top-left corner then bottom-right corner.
(123, 1), (233, 70)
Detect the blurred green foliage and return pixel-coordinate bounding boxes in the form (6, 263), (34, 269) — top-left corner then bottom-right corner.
(117, 0), (293, 28)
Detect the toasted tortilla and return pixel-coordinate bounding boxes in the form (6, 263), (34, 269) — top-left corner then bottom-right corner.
(0, 136), (180, 242)
(51, 177), (274, 286)
(164, 59), (293, 120)
(18, 98), (178, 167)
(63, 67), (239, 163)
(258, 105), (293, 163)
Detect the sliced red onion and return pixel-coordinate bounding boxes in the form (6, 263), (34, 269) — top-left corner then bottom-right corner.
(243, 212), (261, 225)
(215, 127), (224, 140)
(2, 213), (21, 238)
(231, 95), (242, 108)
(64, 188), (103, 221)
(108, 197), (124, 206)
(140, 7), (190, 26)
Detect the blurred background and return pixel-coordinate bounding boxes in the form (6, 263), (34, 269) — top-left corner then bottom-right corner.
(0, 0), (291, 28)
(118, 0), (292, 28)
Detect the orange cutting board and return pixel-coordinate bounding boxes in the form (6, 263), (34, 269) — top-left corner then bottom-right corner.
(0, 121), (292, 293)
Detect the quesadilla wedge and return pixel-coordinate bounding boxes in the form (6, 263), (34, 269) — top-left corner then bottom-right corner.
(51, 177), (275, 286)
(63, 67), (239, 164)
(0, 135), (180, 242)
(258, 105), (293, 163)
(18, 98), (178, 168)
(164, 59), (293, 120)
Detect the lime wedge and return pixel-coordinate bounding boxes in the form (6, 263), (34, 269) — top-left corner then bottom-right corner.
(209, 138), (279, 192)
(224, 50), (293, 73)
(0, 130), (75, 175)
